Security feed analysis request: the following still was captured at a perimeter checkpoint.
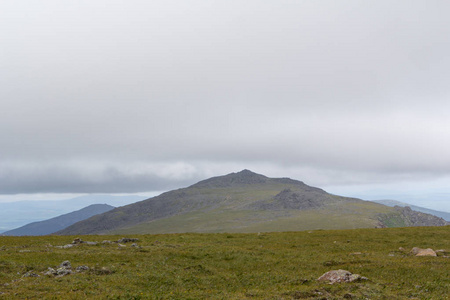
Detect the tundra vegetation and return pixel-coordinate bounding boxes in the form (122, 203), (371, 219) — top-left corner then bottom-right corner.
(0, 226), (449, 299)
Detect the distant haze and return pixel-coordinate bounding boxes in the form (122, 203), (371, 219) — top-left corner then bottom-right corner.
(1, 1), (450, 211)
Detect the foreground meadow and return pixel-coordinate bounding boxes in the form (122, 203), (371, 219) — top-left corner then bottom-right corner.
(0, 226), (449, 299)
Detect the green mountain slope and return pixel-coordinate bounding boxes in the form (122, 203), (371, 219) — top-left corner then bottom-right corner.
(56, 170), (448, 235)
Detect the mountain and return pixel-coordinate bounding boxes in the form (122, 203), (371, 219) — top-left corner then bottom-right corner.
(372, 200), (450, 221)
(56, 170), (448, 235)
(0, 195), (145, 233)
(2, 204), (115, 236)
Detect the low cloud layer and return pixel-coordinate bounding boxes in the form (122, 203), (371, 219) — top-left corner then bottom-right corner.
(1, 1), (450, 204)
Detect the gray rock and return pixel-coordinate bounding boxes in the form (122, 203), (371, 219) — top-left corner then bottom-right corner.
(22, 271), (40, 277)
(86, 241), (98, 245)
(317, 269), (368, 284)
(44, 260), (73, 277)
(411, 247), (437, 256)
(117, 238), (139, 243)
(59, 261), (72, 269)
(44, 267), (57, 276)
(56, 268), (72, 276)
(76, 266), (90, 272)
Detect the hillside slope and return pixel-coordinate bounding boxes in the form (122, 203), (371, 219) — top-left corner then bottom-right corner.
(372, 200), (450, 221)
(2, 204), (115, 236)
(56, 170), (447, 235)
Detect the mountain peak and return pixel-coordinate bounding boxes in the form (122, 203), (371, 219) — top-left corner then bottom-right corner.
(237, 169), (256, 175)
(191, 169), (268, 188)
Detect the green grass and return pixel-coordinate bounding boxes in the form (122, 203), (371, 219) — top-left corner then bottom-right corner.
(113, 201), (392, 235)
(0, 226), (449, 299)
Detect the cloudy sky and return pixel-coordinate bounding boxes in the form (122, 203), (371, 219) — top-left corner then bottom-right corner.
(1, 1), (450, 211)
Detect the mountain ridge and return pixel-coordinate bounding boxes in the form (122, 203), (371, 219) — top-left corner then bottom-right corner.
(2, 204), (115, 236)
(56, 170), (448, 235)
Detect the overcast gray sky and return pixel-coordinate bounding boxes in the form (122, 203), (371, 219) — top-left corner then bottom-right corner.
(1, 1), (450, 211)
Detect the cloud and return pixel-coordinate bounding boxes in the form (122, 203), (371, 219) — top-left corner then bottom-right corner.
(1, 1), (450, 196)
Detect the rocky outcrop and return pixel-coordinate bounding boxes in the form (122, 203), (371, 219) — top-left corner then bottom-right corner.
(395, 206), (448, 227)
(249, 189), (324, 210)
(317, 269), (368, 284)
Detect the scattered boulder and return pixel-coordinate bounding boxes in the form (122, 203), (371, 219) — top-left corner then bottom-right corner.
(56, 239), (98, 248)
(102, 240), (112, 244)
(44, 268), (57, 276)
(117, 238), (139, 243)
(22, 271), (40, 278)
(60, 261), (71, 268)
(44, 261), (72, 277)
(317, 269), (368, 284)
(56, 261), (72, 276)
(131, 243), (141, 248)
(410, 247), (437, 256)
(56, 268), (72, 276)
(55, 244), (74, 249)
(76, 266), (90, 272)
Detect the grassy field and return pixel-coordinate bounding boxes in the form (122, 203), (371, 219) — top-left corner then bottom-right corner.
(0, 226), (449, 299)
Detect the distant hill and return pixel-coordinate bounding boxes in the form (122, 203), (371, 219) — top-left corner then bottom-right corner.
(372, 200), (450, 221)
(56, 170), (448, 235)
(0, 195), (145, 233)
(2, 204), (115, 236)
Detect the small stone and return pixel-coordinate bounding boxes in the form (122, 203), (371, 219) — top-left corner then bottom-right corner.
(72, 238), (83, 244)
(117, 238), (139, 243)
(44, 267), (57, 276)
(118, 243), (126, 247)
(343, 293), (354, 299)
(56, 268), (72, 276)
(76, 266), (90, 272)
(102, 240), (112, 244)
(22, 271), (40, 278)
(86, 241), (98, 246)
(59, 261), (72, 269)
